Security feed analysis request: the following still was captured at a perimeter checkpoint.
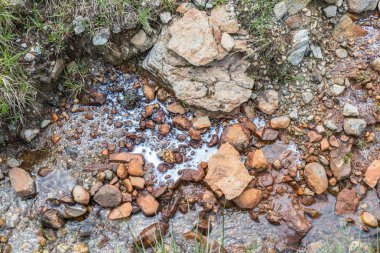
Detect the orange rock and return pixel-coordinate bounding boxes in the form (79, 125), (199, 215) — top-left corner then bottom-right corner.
(246, 149), (269, 171)
(363, 160), (380, 188)
(108, 202), (132, 220)
(233, 188), (262, 209)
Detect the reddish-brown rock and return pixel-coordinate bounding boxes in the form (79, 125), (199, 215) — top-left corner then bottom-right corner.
(363, 160), (380, 188)
(335, 188), (359, 215)
(8, 167), (36, 197)
(246, 149), (269, 171)
(93, 185), (122, 208)
(172, 115), (191, 131)
(137, 194), (160, 216)
(108, 202), (133, 220)
(220, 124), (250, 152)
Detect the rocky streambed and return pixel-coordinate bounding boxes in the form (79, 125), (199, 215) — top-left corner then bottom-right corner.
(0, 61), (378, 253)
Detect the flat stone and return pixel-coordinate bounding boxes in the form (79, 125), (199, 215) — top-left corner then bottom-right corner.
(335, 188), (359, 215)
(270, 116), (291, 129)
(304, 163), (328, 194)
(108, 202), (133, 220)
(348, 0), (378, 13)
(220, 124), (250, 152)
(168, 8), (218, 66)
(343, 103), (359, 117)
(137, 194), (160, 216)
(363, 160), (380, 188)
(205, 143), (251, 200)
(330, 146), (352, 180)
(343, 118), (366, 136)
(232, 188), (262, 209)
(323, 5), (337, 18)
(109, 153), (144, 164)
(9, 167), (35, 197)
(334, 15), (368, 38)
(167, 103), (186, 114)
(193, 116), (211, 129)
(93, 185), (122, 208)
(246, 149), (269, 171)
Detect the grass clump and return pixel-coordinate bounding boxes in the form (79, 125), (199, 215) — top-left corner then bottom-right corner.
(0, 1), (37, 124)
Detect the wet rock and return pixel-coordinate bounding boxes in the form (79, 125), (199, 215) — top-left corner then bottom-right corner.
(330, 147), (352, 180)
(137, 194), (160, 216)
(130, 176), (145, 189)
(92, 28), (110, 46)
(207, 134), (219, 147)
(181, 168), (206, 183)
(188, 128), (202, 141)
(172, 115), (191, 131)
(205, 143), (251, 200)
(363, 160), (380, 188)
(130, 30), (155, 52)
(41, 209), (65, 230)
(220, 124), (250, 152)
(281, 205), (311, 235)
(158, 124), (171, 135)
(64, 205), (88, 218)
(128, 159), (144, 177)
(270, 116), (290, 129)
(347, 0), (378, 13)
(108, 202), (133, 220)
(246, 149), (269, 171)
(343, 103), (359, 117)
(360, 211), (378, 228)
(257, 90), (279, 115)
(167, 102), (186, 114)
(72, 186), (90, 205)
(109, 153), (144, 164)
(143, 6), (254, 113)
(288, 29), (309, 66)
(93, 185), (122, 208)
(80, 91), (106, 106)
(116, 164), (128, 179)
(8, 167), (36, 197)
(371, 58), (380, 72)
(335, 188), (359, 215)
(304, 163), (328, 194)
(261, 128), (279, 141)
(334, 15), (368, 38)
(343, 118), (366, 136)
(20, 128), (40, 143)
(193, 116), (211, 129)
(136, 222), (169, 248)
(232, 188), (262, 209)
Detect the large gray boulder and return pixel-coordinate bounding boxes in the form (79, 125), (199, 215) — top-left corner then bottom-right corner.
(143, 6), (254, 113)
